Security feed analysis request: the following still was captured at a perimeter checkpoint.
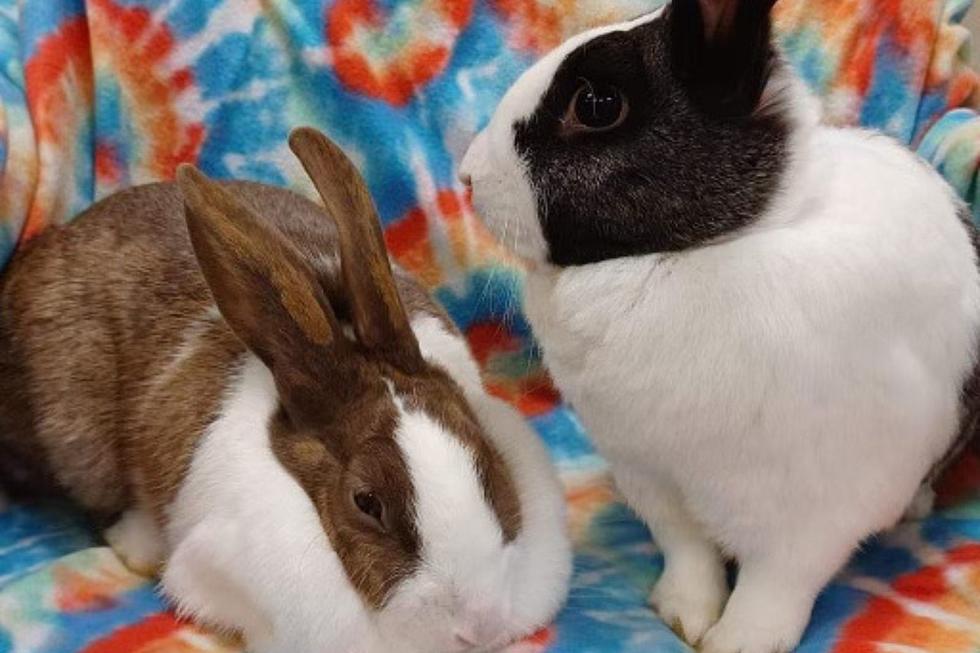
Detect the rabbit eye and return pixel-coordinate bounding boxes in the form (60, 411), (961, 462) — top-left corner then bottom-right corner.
(565, 80), (628, 133)
(354, 491), (386, 528)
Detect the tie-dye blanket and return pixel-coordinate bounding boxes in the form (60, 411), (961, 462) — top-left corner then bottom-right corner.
(1, 1), (980, 652)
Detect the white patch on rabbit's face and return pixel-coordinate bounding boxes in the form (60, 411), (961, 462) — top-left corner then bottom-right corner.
(376, 400), (514, 652)
(380, 316), (572, 652)
(369, 316), (572, 652)
(459, 10), (664, 264)
(459, 128), (546, 263)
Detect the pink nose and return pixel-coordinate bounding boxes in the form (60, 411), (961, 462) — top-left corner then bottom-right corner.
(453, 615), (503, 650)
(454, 631), (478, 649)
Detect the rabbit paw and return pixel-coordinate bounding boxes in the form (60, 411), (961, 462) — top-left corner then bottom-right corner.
(700, 598), (805, 653)
(649, 559), (728, 645)
(105, 509), (164, 576)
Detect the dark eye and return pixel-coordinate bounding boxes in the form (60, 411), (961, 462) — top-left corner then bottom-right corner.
(353, 491), (385, 528)
(565, 80), (628, 133)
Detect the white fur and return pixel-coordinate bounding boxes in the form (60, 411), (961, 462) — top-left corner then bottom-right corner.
(462, 14), (980, 653)
(153, 307), (222, 390)
(164, 356), (377, 653)
(384, 392), (511, 651)
(105, 509), (165, 575)
(408, 316), (573, 645)
(162, 317), (570, 653)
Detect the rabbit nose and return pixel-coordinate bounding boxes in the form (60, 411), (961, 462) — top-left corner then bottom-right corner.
(454, 631), (478, 649)
(453, 612), (504, 650)
(459, 170), (473, 187)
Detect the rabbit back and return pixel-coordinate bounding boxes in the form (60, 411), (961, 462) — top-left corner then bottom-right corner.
(0, 181), (355, 516)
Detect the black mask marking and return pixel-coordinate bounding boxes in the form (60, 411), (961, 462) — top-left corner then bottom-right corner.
(513, 4), (790, 266)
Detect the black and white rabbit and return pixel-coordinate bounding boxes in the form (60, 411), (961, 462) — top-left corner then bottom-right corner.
(460, 2), (980, 653)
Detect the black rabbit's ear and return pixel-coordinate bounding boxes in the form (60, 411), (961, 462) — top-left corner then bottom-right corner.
(668, 0), (779, 117)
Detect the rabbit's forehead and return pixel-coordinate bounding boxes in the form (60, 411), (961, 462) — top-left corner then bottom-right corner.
(493, 8), (664, 127)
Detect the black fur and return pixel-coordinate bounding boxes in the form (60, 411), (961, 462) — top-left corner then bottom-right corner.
(514, 3), (790, 266)
(670, 0), (779, 117)
(927, 205), (980, 485)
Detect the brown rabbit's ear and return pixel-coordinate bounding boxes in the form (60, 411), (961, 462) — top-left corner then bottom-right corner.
(288, 127), (423, 371)
(176, 164), (341, 372)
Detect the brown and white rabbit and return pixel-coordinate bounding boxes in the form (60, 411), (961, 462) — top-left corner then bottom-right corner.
(0, 128), (571, 653)
(460, 2), (980, 653)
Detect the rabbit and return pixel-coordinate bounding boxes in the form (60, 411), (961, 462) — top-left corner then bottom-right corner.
(0, 127), (572, 653)
(458, 2), (980, 653)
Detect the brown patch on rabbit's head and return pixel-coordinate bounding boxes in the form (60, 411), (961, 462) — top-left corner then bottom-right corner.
(287, 126), (523, 541)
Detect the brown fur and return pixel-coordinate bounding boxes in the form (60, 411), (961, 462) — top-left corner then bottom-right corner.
(269, 395), (421, 608)
(178, 166), (337, 350)
(287, 127), (521, 542)
(0, 128), (522, 611)
(289, 128), (422, 368)
(132, 322), (244, 522)
(0, 182), (259, 514)
(0, 305), (56, 496)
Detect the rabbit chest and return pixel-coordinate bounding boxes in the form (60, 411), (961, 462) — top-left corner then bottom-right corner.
(521, 127), (980, 551)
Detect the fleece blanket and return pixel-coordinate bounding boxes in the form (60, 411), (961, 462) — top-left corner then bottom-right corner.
(1, 1), (980, 652)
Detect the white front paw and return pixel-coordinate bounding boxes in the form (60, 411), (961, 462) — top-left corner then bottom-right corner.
(700, 603), (806, 653)
(104, 509), (165, 576)
(649, 560), (728, 645)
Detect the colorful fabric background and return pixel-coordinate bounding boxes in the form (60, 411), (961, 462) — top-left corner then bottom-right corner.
(1, 1), (980, 652)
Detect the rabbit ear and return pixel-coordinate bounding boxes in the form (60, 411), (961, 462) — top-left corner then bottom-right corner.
(695, 0), (764, 40)
(177, 164), (342, 376)
(668, 0), (778, 116)
(288, 127), (423, 371)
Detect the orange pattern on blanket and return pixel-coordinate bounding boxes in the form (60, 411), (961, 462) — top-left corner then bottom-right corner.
(22, 17), (94, 240)
(328, 0), (475, 106)
(833, 544), (980, 653)
(88, 0), (204, 182)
